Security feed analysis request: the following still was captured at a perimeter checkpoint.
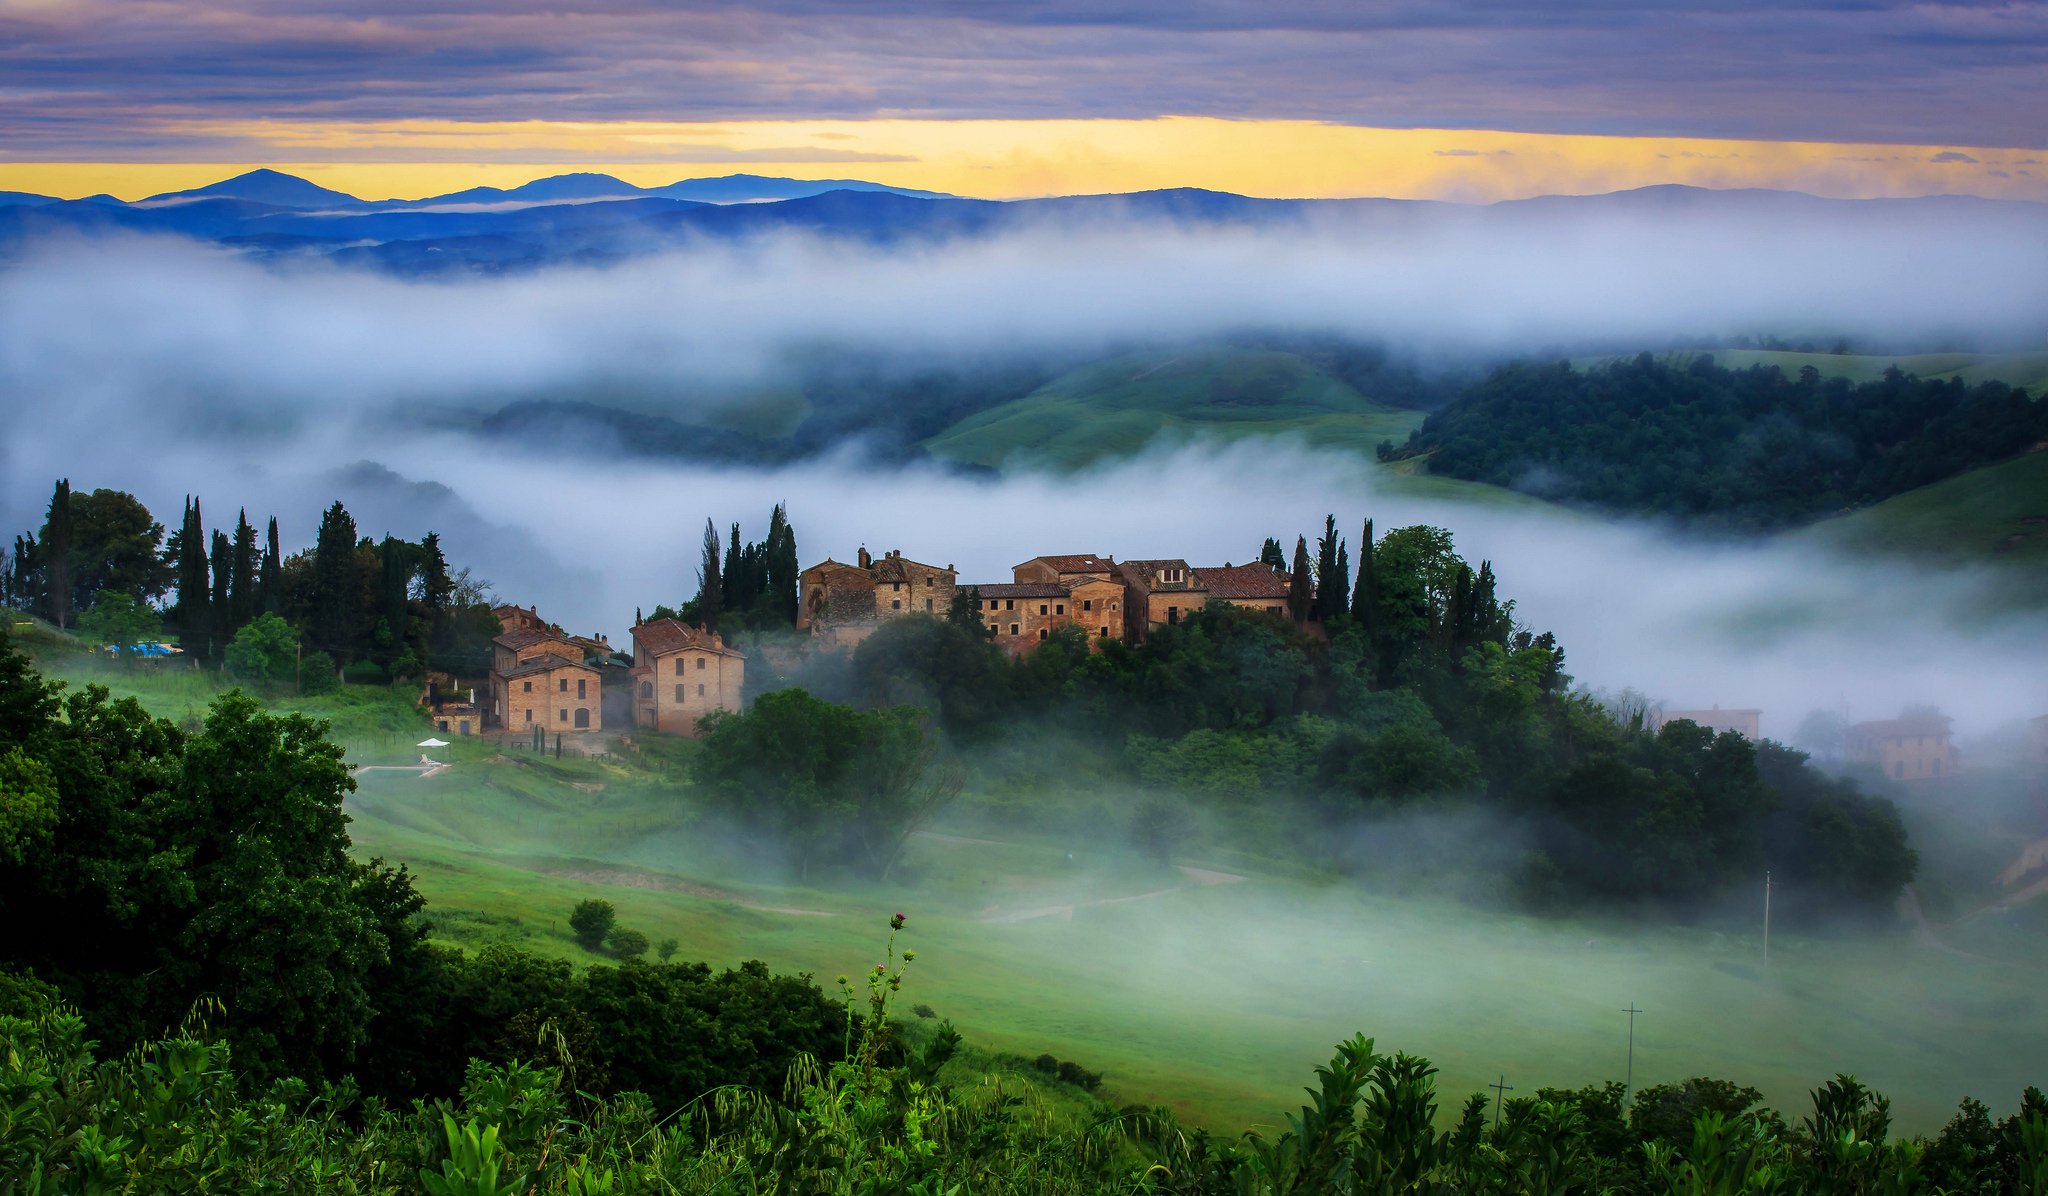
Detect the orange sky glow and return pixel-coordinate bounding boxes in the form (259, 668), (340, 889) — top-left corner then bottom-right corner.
(3, 118), (2042, 203)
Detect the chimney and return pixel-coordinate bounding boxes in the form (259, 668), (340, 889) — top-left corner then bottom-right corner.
(858, 546), (872, 569)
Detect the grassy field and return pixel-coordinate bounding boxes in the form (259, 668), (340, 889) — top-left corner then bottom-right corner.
(922, 347), (1430, 473)
(26, 651), (2048, 1134)
(1795, 450), (2048, 607)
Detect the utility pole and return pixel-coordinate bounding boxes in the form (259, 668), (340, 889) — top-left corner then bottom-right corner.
(1763, 870), (1773, 966)
(1622, 1003), (1643, 1097)
(1488, 1074), (1514, 1133)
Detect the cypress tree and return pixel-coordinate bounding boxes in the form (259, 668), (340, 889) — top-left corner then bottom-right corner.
(1313, 514), (1342, 622)
(419, 532), (453, 614)
(10, 533), (39, 614)
(1350, 518), (1377, 624)
(1287, 536), (1312, 624)
(1259, 537), (1286, 572)
(43, 479), (72, 628)
(260, 517), (281, 615)
(765, 503), (799, 626)
(698, 518), (723, 633)
(175, 498), (211, 657)
(722, 522), (743, 612)
(310, 501), (360, 661)
(208, 529), (231, 661)
(228, 509), (258, 635)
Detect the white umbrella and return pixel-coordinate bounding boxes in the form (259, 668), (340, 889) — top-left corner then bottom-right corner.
(416, 737), (451, 766)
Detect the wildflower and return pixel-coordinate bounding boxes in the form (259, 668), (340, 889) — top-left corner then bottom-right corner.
(874, 963), (886, 974)
(891, 912), (907, 929)
(902, 949), (916, 962)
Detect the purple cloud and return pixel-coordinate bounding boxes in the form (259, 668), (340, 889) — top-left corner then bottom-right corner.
(1, 1), (2045, 155)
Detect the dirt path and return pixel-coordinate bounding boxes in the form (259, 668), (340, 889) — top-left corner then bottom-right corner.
(352, 761), (450, 778)
(1897, 885), (1983, 959)
(978, 863), (1246, 924)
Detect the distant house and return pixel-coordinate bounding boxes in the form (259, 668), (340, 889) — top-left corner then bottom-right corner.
(1846, 713), (1959, 783)
(798, 547), (958, 646)
(489, 628), (601, 733)
(630, 617), (745, 736)
(1194, 563), (1291, 617)
(493, 604), (547, 635)
(1651, 706), (1763, 740)
(1116, 559), (1208, 643)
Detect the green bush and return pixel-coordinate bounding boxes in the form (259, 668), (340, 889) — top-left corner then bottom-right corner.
(342, 659), (387, 686)
(299, 649), (339, 695)
(606, 928), (649, 959)
(568, 900), (616, 951)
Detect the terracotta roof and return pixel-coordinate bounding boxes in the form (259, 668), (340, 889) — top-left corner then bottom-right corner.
(500, 652), (596, 680)
(1196, 564), (1290, 600)
(1119, 559), (1205, 593)
(967, 582), (1070, 599)
(493, 628), (577, 652)
(631, 617), (744, 660)
(1019, 553), (1116, 574)
(870, 554), (954, 583)
(1849, 716), (1953, 738)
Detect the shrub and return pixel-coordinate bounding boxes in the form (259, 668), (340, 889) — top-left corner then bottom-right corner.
(912, 1003), (937, 1020)
(568, 900), (616, 951)
(656, 937), (679, 962)
(607, 928), (649, 959)
(299, 650), (340, 695)
(342, 659), (387, 686)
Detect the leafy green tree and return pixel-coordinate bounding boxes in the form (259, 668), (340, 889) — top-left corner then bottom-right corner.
(852, 612), (1008, 736)
(0, 747), (58, 865)
(60, 488), (170, 615)
(607, 928), (650, 959)
(224, 613), (298, 689)
(77, 593), (161, 660)
(568, 900), (616, 951)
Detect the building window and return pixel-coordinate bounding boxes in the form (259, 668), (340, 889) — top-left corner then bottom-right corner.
(1056, 603), (1065, 615)
(676, 685), (686, 703)
(460, 720), (470, 734)
(926, 577), (934, 586)
(573, 709), (589, 729)
(674, 659), (684, 675)
(438, 719), (448, 731)
(559, 709), (567, 722)
(559, 678), (568, 692)
(1167, 606), (1180, 624)
(1039, 604), (1048, 615)
(891, 599), (902, 610)
(1099, 626), (1110, 637)
(577, 679), (587, 699)
(926, 598), (934, 611)
(523, 680), (532, 693)
(525, 710), (533, 723)
(1005, 599), (1015, 611)
(697, 656), (706, 670)
(697, 684), (706, 696)
(1038, 629), (1048, 640)
(893, 582), (901, 592)
(640, 682), (651, 699)
(986, 598), (997, 610)
(1082, 599), (1093, 611)
(1009, 623), (1019, 636)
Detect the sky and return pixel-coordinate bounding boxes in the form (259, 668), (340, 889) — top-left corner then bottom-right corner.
(2, 0), (2046, 202)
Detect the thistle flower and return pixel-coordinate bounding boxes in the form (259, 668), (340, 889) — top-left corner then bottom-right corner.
(890, 912), (907, 929)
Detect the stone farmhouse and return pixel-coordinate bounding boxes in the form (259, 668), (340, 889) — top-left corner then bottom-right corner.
(798, 547), (958, 646)
(944, 552), (1294, 655)
(1846, 713), (1959, 783)
(488, 627), (602, 734)
(630, 617), (746, 736)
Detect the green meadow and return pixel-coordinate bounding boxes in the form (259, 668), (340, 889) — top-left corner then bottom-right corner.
(922, 347), (1430, 473)
(31, 653), (2048, 1135)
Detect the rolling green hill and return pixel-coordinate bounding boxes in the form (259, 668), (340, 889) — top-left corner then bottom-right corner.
(922, 347), (1429, 471)
(1801, 449), (2048, 604)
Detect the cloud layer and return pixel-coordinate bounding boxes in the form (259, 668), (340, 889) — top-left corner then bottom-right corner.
(3, 1), (2047, 153)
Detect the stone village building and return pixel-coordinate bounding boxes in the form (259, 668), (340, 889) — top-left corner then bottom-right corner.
(798, 548), (958, 647)
(629, 617), (746, 736)
(949, 553), (1295, 655)
(1846, 713), (1960, 783)
(488, 627), (602, 734)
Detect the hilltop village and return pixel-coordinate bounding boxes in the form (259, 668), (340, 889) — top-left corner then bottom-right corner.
(441, 544), (2003, 788)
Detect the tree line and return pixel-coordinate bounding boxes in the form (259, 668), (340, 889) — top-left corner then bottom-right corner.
(1388, 354), (2048, 530)
(741, 515), (1913, 920)
(5, 480), (503, 685)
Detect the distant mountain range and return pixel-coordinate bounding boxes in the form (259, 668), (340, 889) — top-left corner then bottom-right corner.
(0, 168), (2041, 275)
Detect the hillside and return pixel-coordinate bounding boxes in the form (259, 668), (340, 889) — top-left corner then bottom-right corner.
(922, 347), (1428, 471)
(1801, 449), (2048, 602)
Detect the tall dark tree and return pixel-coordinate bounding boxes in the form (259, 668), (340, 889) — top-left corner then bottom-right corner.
(174, 498), (211, 658)
(228, 510), (259, 634)
(1350, 518), (1378, 626)
(259, 517), (282, 615)
(208, 530), (232, 658)
(58, 489), (170, 613)
(418, 531), (453, 615)
(697, 518), (723, 633)
(1287, 536), (1313, 624)
(9, 534), (39, 614)
(1259, 537), (1287, 572)
(1313, 515), (1345, 623)
(309, 502), (361, 661)
(764, 503), (800, 627)
(375, 536), (413, 666)
(42, 480), (72, 628)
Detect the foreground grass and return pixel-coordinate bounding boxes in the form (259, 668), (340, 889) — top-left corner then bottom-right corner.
(35, 654), (2048, 1134)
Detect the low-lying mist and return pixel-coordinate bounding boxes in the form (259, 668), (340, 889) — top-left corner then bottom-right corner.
(2, 211), (2044, 741)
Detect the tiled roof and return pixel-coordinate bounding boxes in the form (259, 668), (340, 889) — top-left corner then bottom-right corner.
(493, 628), (576, 652)
(870, 554), (954, 583)
(1196, 564), (1290, 600)
(631, 617), (744, 659)
(966, 582), (1070, 599)
(1021, 553), (1116, 574)
(1119, 559), (1205, 593)
(500, 652), (595, 679)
